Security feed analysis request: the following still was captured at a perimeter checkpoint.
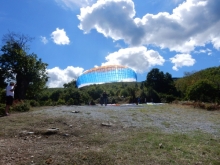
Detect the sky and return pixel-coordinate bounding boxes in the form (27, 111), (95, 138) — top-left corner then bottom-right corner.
(0, 0), (219, 88)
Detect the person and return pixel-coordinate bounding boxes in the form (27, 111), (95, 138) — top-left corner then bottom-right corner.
(102, 91), (108, 106)
(100, 94), (104, 106)
(5, 82), (16, 116)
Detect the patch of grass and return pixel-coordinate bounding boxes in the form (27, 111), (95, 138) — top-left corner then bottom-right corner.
(104, 129), (220, 165)
(161, 121), (171, 128)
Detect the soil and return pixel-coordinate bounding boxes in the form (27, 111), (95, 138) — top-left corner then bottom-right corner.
(0, 104), (220, 165)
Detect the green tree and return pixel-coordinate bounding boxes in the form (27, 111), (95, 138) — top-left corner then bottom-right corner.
(63, 80), (77, 88)
(146, 68), (177, 95)
(186, 79), (217, 102)
(50, 90), (63, 102)
(146, 68), (164, 93)
(0, 32), (48, 100)
(146, 87), (160, 103)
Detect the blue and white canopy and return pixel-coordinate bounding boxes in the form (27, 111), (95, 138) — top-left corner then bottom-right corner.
(76, 65), (137, 88)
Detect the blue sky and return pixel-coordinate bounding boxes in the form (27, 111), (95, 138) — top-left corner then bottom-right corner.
(0, 0), (219, 87)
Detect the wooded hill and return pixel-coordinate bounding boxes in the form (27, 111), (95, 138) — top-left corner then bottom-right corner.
(175, 66), (220, 102)
(30, 66), (220, 106)
(1, 66), (220, 109)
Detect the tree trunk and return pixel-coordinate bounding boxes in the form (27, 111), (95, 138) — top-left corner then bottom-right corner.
(14, 73), (29, 100)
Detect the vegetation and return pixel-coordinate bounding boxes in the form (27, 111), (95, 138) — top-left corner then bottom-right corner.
(0, 32), (48, 100)
(0, 32), (220, 111)
(175, 66), (220, 103)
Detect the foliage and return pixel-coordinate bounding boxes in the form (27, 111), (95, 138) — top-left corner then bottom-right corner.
(0, 103), (5, 116)
(67, 98), (74, 105)
(146, 87), (160, 103)
(50, 90), (63, 102)
(0, 32), (48, 100)
(0, 88), (6, 104)
(175, 66), (220, 99)
(186, 79), (217, 102)
(12, 102), (30, 112)
(57, 99), (65, 105)
(63, 80), (77, 88)
(159, 93), (176, 103)
(28, 100), (40, 107)
(146, 68), (178, 95)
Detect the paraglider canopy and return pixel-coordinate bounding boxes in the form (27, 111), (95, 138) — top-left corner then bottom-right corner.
(76, 65), (137, 88)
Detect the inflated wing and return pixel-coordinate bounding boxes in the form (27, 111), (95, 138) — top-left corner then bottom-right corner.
(76, 65), (137, 88)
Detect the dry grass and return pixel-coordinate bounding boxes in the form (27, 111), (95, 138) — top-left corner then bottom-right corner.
(0, 105), (220, 165)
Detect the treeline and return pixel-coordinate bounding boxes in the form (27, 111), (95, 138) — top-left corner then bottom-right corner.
(2, 66), (218, 108)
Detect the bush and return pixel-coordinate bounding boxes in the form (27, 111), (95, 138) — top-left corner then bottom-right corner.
(29, 100), (40, 107)
(67, 98), (74, 105)
(57, 99), (65, 105)
(12, 102), (30, 112)
(0, 103), (5, 116)
(159, 94), (176, 103)
(186, 79), (217, 102)
(205, 104), (219, 111)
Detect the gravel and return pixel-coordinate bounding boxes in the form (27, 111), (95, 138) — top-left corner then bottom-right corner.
(31, 104), (220, 136)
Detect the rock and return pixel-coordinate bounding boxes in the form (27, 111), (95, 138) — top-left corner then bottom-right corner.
(45, 128), (59, 135)
(101, 122), (112, 127)
(159, 143), (164, 149)
(28, 132), (34, 135)
(71, 111), (80, 113)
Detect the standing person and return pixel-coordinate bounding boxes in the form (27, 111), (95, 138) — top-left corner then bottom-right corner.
(102, 91), (108, 106)
(100, 94), (104, 106)
(5, 82), (16, 116)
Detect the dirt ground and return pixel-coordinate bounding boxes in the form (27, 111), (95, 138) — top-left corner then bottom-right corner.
(0, 104), (220, 165)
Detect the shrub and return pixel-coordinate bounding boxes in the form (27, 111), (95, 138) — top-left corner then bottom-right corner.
(159, 94), (176, 103)
(0, 103), (5, 116)
(12, 102), (30, 112)
(186, 79), (217, 102)
(29, 100), (40, 107)
(67, 98), (74, 105)
(205, 104), (219, 111)
(57, 99), (65, 105)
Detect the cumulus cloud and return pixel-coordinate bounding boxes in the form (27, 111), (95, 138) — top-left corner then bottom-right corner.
(40, 36), (48, 44)
(47, 66), (84, 88)
(78, 0), (220, 53)
(101, 46), (165, 73)
(51, 28), (70, 45)
(170, 54), (196, 71)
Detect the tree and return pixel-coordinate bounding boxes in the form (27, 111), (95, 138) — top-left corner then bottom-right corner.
(146, 68), (177, 95)
(63, 80), (77, 88)
(0, 32), (48, 100)
(186, 79), (217, 102)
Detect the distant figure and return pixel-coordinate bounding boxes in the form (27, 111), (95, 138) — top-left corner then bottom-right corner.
(137, 97), (140, 104)
(151, 98), (153, 103)
(102, 91), (108, 106)
(90, 100), (95, 105)
(100, 94), (104, 106)
(5, 82), (16, 116)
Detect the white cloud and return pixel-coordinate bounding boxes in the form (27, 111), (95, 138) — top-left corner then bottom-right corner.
(78, 0), (220, 53)
(101, 46), (165, 73)
(170, 54), (196, 71)
(47, 66), (84, 88)
(51, 28), (70, 45)
(55, 0), (96, 9)
(194, 48), (212, 55)
(40, 36), (48, 44)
